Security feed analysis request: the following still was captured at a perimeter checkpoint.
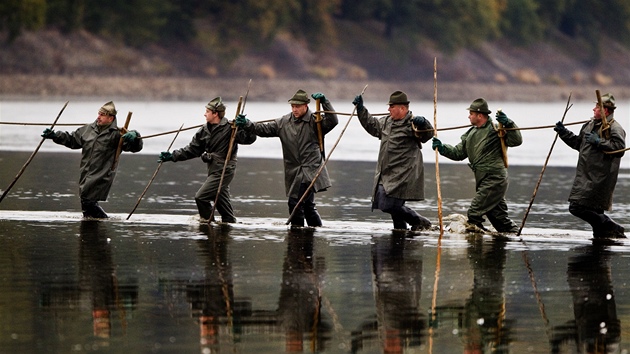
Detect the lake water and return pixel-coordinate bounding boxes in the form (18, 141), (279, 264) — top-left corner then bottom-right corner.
(1, 100), (630, 353)
(1, 99), (629, 168)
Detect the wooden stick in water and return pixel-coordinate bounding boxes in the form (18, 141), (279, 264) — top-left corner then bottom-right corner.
(126, 123), (185, 220)
(0, 101), (69, 203)
(517, 92), (572, 236)
(432, 57), (444, 235)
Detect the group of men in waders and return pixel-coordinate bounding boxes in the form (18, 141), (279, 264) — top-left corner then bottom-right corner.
(38, 90), (626, 239)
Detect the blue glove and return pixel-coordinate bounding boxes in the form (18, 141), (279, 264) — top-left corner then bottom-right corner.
(495, 111), (509, 126)
(122, 130), (138, 143)
(311, 92), (326, 101)
(41, 128), (56, 139)
(352, 95), (363, 111)
(235, 114), (249, 128)
(412, 116), (427, 127)
(158, 151), (173, 163)
(585, 132), (601, 146)
(554, 121), (568, 133)
(432, 137), (444, 153)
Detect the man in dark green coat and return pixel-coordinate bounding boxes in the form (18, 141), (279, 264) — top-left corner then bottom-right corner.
(236, 89), (338, 228)
(554, 93), (626, 238)
(432, 98), (522, 233)
(352, 91), (434, 231)
(158, 97), (257, 223)
(42, 101), (143, 218)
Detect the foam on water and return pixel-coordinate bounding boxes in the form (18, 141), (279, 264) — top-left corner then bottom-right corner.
(2, 210), (623, 249)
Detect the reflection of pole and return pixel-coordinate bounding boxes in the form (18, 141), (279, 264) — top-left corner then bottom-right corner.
(212, 231), (234, 336)
(111, 273), (128, 335)
(521, 249), (552, 340)
(428, 236), (442, 354)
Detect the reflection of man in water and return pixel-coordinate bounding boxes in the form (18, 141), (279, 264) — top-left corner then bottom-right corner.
(278, 230), (330, 352)
(462, 237), (513, 353)
(551, 244), (621, 353)
(187, 226), (236, 351)
(371, 233), (425, 353)
(79, 221), (138, 340)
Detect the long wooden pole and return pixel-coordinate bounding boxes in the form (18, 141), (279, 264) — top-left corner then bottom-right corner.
(0, 101), (69, 203)
(428, 57), (443, 353)
(596, 89), (610, 139)
(209, 80), (252, 224)
(433, 58), (443, 235)
(315, 99), (324, 156)
(496, 109), (508, 168)
(209, 97), (243, 224)
(517, 93), (572, 236)
(111, 112), (132, 172)
(285, 84), (368, 225)
(126, 123), (185, 220)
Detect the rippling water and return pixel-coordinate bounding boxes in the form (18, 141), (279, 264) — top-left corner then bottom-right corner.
(1, 98), (630, 352)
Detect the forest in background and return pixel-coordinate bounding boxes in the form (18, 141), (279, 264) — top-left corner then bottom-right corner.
(2, 0), (630, 90)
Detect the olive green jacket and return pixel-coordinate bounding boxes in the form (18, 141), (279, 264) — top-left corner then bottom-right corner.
(243, 100), (338, 198)
(52, 119), (143, 201)
(440, 118), (522, 172)
(558, 113), (625, 210)
(358, 108), (434, 201)
(171, 118), (257, 175)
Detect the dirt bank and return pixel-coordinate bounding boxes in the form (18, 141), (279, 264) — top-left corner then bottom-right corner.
(2, 74), (629, 103)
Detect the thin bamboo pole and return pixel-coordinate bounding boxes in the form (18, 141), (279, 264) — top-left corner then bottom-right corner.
(432, 57), (443, 235)
(209, 79), (252, 223)
(126, 123), (185, 220)
(111, 112), (132, 172)
(0, 101), (69, 203)
(517, 93), (572, 236)
(428, 57), (443, 354)
(209, 97), (243, 223)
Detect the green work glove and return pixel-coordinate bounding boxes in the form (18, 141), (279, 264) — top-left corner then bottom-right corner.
(432, 137), (444, 154)
(554, 121), (568, 134)
(122, 130), (138, 143)
(311, 92), (326, 101)
(352, 95), (363, 111)
(412, 116), (428, 127)
(235, 114), (249, 128)
(41, 128), (56, 139)
(495, 111), (509, 126)
(585, 132), (601, 146)
(158, 151), (173, 163)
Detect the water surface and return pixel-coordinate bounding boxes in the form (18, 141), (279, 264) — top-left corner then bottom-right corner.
(1, 98), (630, 353)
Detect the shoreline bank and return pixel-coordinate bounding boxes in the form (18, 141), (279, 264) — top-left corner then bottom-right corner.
(2, 74), (630, 102)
